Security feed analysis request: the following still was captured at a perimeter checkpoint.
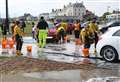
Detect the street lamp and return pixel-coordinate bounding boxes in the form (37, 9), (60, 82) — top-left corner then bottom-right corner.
(107, 6), (110, 13)
(5, 0), (9, 35)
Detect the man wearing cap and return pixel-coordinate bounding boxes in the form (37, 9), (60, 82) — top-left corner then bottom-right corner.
(37, 17), (48, 48)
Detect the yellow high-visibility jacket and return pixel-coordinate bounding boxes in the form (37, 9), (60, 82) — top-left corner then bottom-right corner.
(57, 26), (65, 33)
(61, 22), (67, 31)
(80, 28), (91, 44)
(89, 23), (98, 34)
(14, 25), (23, 36)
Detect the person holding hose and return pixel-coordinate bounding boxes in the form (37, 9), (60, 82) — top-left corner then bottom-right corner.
(14, 21), (24, 56)
(37, 17), (48, 48)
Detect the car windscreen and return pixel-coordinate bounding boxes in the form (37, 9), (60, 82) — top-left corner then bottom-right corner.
(106, 21), (114, 27)
(113, 30), (120, 36)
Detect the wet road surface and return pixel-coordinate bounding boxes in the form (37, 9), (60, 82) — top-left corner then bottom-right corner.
(0, 37), (120, 82)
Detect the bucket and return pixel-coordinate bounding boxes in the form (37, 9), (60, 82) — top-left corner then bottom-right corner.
(82, 48), (89, 57)
(2, 39), (7, 49)
(27, 46), (32, 52)
(9, 39), (14, 49)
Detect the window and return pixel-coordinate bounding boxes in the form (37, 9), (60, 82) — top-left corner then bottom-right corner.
(75, 9), (76, 11)
(48, 22), (55, 29)
(75, 13), (76, 16)
(113, 30), (120, 36)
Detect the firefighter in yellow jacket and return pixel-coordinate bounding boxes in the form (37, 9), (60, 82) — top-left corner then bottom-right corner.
(14, 21), (24, 56)
(56, 24), (66, 43)
(89, 19), (99, 52)
(80, 24), (91, 49)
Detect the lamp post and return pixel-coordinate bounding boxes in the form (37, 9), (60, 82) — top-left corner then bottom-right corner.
(5, 0), (9, 35)
(107, 6), (110, 13)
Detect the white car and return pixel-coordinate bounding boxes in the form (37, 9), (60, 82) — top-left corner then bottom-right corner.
(97, 26), (120, 62)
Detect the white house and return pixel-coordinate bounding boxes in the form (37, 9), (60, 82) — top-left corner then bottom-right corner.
(106, 13), (120, 22)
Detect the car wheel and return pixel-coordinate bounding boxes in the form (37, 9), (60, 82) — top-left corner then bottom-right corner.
(101, 46), (118, 62)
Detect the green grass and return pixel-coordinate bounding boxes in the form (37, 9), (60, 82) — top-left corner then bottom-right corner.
(0, 56), (9, 60)
(0, 21), (34, 37)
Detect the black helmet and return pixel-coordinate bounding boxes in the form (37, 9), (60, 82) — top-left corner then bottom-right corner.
(40, 16), (44, 20)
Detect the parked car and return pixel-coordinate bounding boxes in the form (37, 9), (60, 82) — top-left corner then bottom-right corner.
(97, 26), (120, 62)
(99, 20), (120, 33)
(47, 22), (58, 43)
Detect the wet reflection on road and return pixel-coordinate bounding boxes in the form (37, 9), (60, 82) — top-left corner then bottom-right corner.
(0, 37), (120, 82)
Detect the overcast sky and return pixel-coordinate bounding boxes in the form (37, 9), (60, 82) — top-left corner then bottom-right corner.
(0, 0), (119, 18)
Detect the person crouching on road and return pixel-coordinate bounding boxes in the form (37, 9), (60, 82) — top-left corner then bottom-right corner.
(56, 24), (66, 44)
(80, 24), (92, 58)
(37, 17), (48, 48)
(89, 19), (99, 53)
(14, 21), (24, 56)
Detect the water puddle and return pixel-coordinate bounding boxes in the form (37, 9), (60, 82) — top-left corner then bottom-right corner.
(23, 70), (120, 82)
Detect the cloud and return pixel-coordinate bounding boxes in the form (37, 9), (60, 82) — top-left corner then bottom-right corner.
(0, 0), (119, 18)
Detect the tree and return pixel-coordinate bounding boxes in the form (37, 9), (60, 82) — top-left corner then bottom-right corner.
(101, 12), (111, 21)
